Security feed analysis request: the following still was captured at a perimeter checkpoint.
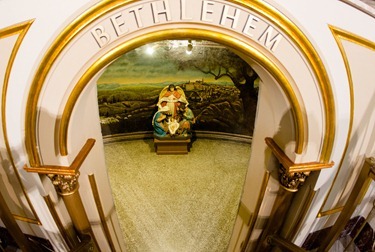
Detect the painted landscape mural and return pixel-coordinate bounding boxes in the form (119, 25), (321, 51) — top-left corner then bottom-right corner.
(97, 40), (259, 137)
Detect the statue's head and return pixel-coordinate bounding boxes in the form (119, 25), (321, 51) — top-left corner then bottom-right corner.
(168, 84), (176, 91)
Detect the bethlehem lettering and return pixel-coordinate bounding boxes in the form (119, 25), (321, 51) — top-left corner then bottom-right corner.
(91, 0), (283, 52)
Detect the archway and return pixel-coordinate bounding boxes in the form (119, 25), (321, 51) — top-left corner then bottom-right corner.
(96, 39), (258, 251)
(23, 1), (334, 250)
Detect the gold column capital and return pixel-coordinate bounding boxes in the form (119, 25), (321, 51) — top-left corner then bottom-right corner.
(279, 165), (310, 192)
(24, 139), (95, 194)
(265, 137), (334, 192)
(48, 173), (80, 195)
(24, 139), (98, 250)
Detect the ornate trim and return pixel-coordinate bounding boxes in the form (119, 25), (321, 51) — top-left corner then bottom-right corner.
(25, 0), (335, 167)
(242, 171), (271, 250)
(319, 157), (375, 250)
(265, 138), (334, 174)
(24, 138), (95, 194)
(58, 28), (302, 156)
(88, 174), (117, 251)
(0, 19), (41, 225)
(232, 0), (335, 162)
(24, 139), (95, 175)
(318, 26), (375, 217)
(278, 165), (310, 192)
(265, 137), (334, 191)
(48, 173), (80, 195)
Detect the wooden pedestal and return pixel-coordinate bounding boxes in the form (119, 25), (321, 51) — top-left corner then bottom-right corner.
(154, 138), (191, 155)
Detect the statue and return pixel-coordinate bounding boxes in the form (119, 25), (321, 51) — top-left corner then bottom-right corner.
(153, 84), (194, 138)
(177, 102), (195, 137)
(157, 84), (188, 118)
(152, 106), (170, 138)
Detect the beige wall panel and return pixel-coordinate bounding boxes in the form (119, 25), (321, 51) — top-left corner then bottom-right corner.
(323, 40), (375, 213)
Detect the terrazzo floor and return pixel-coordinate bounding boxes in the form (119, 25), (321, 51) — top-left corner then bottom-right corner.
(104, 138), (251, 252)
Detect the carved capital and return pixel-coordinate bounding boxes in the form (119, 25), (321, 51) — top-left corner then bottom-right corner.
(278, 165), (310, 192)
(47, 173), (80, 195)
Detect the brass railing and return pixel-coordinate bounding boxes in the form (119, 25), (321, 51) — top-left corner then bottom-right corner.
(318, 157), (375, 251)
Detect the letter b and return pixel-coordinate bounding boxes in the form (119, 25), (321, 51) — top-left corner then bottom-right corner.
(91, 26), (110, 48)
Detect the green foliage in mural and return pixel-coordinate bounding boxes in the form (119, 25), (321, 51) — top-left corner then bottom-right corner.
(97, 40), (258, 136)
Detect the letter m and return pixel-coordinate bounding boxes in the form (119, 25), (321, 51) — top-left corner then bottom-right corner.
(258, 25), (283, 52)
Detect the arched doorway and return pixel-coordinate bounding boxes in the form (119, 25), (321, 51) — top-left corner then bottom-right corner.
(23, 1), (334, 250)
(97, 39), (257, 251)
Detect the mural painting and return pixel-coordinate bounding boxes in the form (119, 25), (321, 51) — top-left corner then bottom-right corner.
(97, 40), (259, 137)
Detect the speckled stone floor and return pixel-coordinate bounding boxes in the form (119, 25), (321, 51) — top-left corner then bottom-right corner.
(104, 138), (251, 252)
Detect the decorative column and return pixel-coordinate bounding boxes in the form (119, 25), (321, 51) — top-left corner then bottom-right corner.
(254, 137), (333, 252)
(24, 139), (98, 251)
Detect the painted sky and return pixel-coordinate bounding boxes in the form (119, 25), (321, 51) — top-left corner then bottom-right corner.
(97, 42), (231, 85)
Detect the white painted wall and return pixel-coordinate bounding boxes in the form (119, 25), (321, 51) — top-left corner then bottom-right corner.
(0, 0), (375, 251)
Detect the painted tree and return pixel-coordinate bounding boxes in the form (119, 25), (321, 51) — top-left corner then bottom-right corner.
(161, 41), (259, 134)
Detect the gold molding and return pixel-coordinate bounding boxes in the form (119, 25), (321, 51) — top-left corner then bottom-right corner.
(265, 138), (334, 174)
(88, 174), (117, 251)
(25, 0), (334, 166)
(0, 19), (41, 225)
(318, 206), (344, 218)
(58, 28), (303, 156)
(242, 171), (271, 251)
(238, 202), (253, 226)
(24, 138), (95, 176)
(25, 138), (99, 251)
(318, 157), (375, 250)
(232, 0), (335, 162)
(318, 26), (375, 217)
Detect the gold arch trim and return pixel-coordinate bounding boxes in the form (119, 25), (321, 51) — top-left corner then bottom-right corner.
(233, 0), (335, 162)
(0, 20), (41, 224)
(318, 26), (375, 217)
(25, 0), (334, 165)
(58, 28), (302, 156)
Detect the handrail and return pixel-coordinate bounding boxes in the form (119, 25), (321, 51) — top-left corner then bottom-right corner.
(318, 157), (375, 251)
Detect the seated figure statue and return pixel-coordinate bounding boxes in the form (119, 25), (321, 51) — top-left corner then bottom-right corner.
(152, 106), (170, 138)
(176, 102), (195, 137)
(153, 84), (194, 138)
